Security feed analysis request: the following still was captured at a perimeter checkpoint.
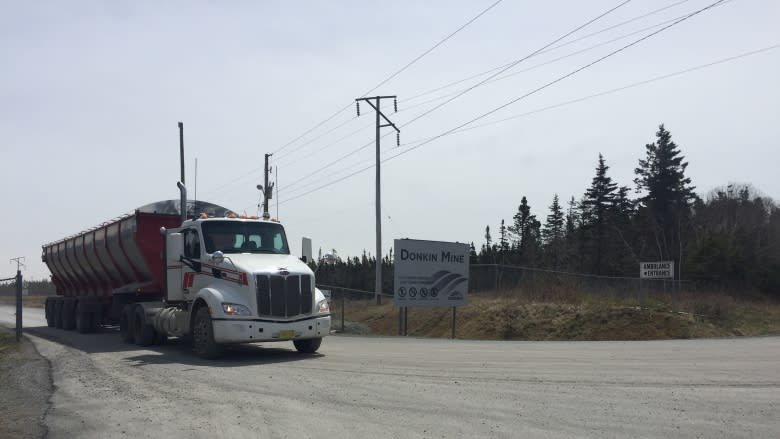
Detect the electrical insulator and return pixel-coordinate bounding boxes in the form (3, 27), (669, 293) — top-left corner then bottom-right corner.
(394, 98), (398, 113)
(356, 101), (360, 117)
(396, 132), (400, 147)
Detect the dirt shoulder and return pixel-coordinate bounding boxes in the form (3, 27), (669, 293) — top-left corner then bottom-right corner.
(0, 326), (52, 439)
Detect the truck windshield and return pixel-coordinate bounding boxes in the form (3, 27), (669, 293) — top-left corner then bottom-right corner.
(201, 221), (290, 255)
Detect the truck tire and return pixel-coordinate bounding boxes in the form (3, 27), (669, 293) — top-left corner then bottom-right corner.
(293, 338), (322, 354)
(192, 307), (223, 359)
(132, 305), (156, 347)
(62, 298), (77, 330)
(45, 298), (55, 327)
(76, 310), (92, 334)
(90, 311), (102, 332)
(54, 298), (64, 329)
(119, 305), (135, 344)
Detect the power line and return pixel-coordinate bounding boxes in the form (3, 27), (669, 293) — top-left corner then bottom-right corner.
(205, 1), (506, 199)
(270, 0), (505, 158)
(399, 0), (636, 128)
(278, 43), (779, 201)
(358, 0), (505, 99)
(401, 0), (694, 104)
(269, 1), (698, 175)
(276, 1), (716, 178)
(388, 0), (729, 162)
(277, 0), (636, 194)
(213, 0), (693, 198)
(400, 14), (683, 113)
(445, 44), (780, 136)
(278, 0), (737, 206)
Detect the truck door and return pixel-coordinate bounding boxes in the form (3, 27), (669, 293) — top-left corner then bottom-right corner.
(165, 232), (184, 301)
(180, 228), (203, 298)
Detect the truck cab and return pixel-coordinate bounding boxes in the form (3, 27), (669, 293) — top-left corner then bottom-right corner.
(152, 215), (330, 357)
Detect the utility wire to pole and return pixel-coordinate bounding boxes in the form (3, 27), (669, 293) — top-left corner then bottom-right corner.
(10, 256), (25, 272)
(275, 0), (636, 196)
(276, 0), (735, 206)
(355, 96), (400, 305)
(202, 1), (505, 201)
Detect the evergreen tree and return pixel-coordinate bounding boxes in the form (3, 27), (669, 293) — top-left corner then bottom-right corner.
(609, 185), (638, 274)
(582, 153), (618, 274)
(509, 196), (542, 265)
(542, 194), (565, 244)
(564, 196), (579, 270)
(634, 124), (697, 278)
(499, 219), (509, 253)
(484, 225), (492, 253)
(542, 194), (565, 269)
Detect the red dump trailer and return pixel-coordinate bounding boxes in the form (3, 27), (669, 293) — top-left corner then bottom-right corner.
(42, 200), (230, 331)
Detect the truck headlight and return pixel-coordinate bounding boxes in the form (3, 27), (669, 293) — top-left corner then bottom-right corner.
(317, 299), (329, 314)
(222, 303), (251, 316)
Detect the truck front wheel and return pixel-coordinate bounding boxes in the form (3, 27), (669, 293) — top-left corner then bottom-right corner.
(192, 307), (223, 359)
(119, 305), (135, 344)
(293, 338), (322, 354)
(132, 305), (156, 347)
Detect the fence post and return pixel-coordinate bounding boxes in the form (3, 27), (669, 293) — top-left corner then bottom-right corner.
(451, 306), (456, 339)
(398, 304), (403, 336)
(404, 307), (409, 336)
(15, 270), (22, 342)
(340, 290), (345, 332)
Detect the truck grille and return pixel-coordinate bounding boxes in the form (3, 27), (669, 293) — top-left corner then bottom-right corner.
(256, 274), (313, 318)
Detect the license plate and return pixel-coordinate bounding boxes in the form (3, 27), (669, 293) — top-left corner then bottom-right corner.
(278, 330), (295, 340)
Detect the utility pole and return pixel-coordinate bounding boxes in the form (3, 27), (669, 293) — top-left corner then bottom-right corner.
(355, 95), (400, 305)
(10, 257), (25, 342)
(259, 153), (274, 220)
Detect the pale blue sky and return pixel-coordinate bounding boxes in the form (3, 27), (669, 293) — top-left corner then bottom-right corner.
(2, 0), (778, 279)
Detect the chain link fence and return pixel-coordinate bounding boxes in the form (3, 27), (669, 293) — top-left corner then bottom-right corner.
(318, 263), (694, 335)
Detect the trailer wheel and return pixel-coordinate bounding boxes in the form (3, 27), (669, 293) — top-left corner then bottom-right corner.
(62, 298), (77, 330)
(90, 311), (102, 332)
(192, 307), (223, 359)
(54, 298), (64, 329)
(133, 305), (156, 347)
(76, 310), (92, 334)
(293, 338), (322, 354)
(119, 305), (135, 344)
(45, 298), (55, 327)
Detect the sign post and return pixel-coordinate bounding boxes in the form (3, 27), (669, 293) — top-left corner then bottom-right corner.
(394, 239), (470, 338)
(640, 261), (674, 304)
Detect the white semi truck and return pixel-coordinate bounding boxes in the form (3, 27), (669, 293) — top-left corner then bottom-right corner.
(42, 124), (330, 359)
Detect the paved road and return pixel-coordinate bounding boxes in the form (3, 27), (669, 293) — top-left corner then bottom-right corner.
(1, 305), (778, 439)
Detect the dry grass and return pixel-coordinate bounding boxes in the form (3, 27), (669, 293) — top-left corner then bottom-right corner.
(330, 288), (780, 341)
(0, 329), (16, 358)
(0, 295), (48, 308)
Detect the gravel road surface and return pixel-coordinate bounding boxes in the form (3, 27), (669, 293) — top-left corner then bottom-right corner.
(1, 305), (778, 439)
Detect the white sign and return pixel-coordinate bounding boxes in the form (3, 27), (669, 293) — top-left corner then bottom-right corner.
(394, 239), (469, 307)
(301, 237), (313, 264)
(640, 261), (674, 279)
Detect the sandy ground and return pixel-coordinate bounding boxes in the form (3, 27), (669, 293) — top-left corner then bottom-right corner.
(0, 326), (52, 439)
(1, 305), (779, 439)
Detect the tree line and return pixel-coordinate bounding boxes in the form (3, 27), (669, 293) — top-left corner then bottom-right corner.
(474, 124), (779, 295)
(317, 124), (779, 297)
